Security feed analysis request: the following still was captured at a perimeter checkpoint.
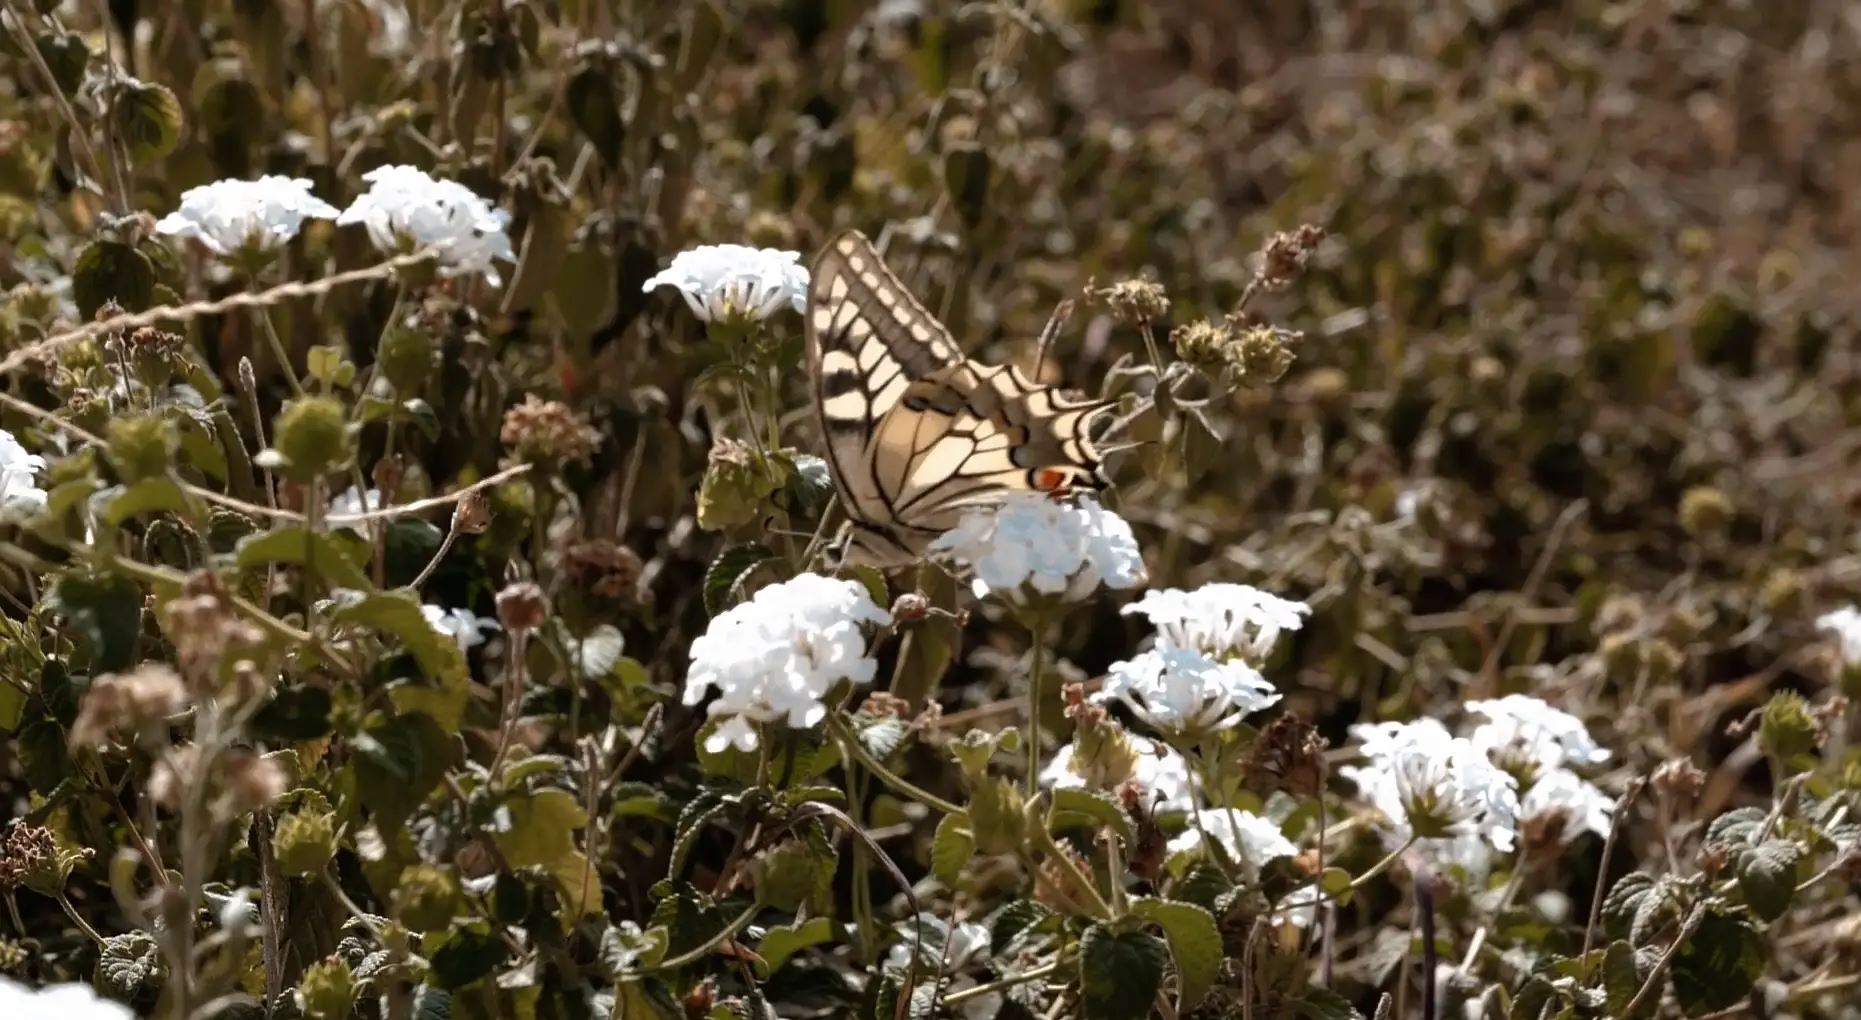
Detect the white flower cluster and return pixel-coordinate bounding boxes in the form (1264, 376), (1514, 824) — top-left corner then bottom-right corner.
(1041, 732), (1194, 813)
(422, 605), (499, 652)
(1818, 605), (1861, 666)
(154, 175), (339, 259)
(0, 976), (131, 1020)
(1166, 808), (1296, 874)
(643, 244), (809, 324)
(339, 165), (515, 284)
(684, 572), (891, 753)
(0, 427), (48, 518)
(157, 166), (514, 283)
(1343, 695), (1612, 864)
(930, 492), (1145, 605)
(1097, 582), (1306, 741)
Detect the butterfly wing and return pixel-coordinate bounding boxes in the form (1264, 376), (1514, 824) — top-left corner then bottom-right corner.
(806, 229), (1115, 559)
(806, 230), (967, 534)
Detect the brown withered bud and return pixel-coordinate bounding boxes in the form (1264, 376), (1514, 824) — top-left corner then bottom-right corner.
(859, 692), (912, 719)
(500, 395), (601, 466)
(1089, 276), (1170, 326)
(1697, 843), (1730, 877)
(891, 592), (930, 624)
(496, 581), (550, 633)
(68, 663), (189, 748)
(1256, 223), (1326, 291)
(1652, 757), (1706, 800)
(561, 538), (645, 605)
(452, 490), (492, 535)
(1244, 713), (1329, 798)
(1520, 808), (1577, 862)
(371, 455), (405, 499)
(0, 823), (54, 892)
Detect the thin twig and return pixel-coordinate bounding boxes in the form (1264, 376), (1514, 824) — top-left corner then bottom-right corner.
(1583, 776), (1646, 956)
(1621, 902), (1709, 1017)
(0, 250), (436, 377)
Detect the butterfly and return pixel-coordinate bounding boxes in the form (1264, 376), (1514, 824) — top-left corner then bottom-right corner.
(805, 229), (1114, 568)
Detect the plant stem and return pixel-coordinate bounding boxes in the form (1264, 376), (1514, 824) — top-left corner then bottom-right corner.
(943, 960), (1064, 1007)
(1457, 848), (1529, 974)
(829, 714), (962, 816)
(1353, 835), (1416, 889)
(639, 900), (762, 973)
(1582, 776), (1645, 956)
(57, 890), (106, 946)
(1621, 903), (1708, 1018)
(254, 306), (305, 396)
(1025, 635), (1047, 797)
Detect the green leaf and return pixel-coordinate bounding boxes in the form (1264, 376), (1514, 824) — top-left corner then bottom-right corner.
(72, 240), (155, 318)
(306, 346), (356, 389)
(34, 31), (89, 95)
(94, 929), (162, 1005)
(931, 812), (974, 886)
(492, 787), (600, 916)
(1048, 787), (1135, 846)
(353, 711), (452, 830)
(1077, 924), (1168, 1020)
(251, 684), (333, 740)
(332, 591), (468, 730)
(988, 900), (1056, 953)
(428, 922), (510, 990)
(101, 477), (190, 525)
(236, 526), (373, 592)
(1600, 871), (1654, 942)
(1291, 987), (1364, 1020)
(46, 571), (140, 672)
(1129, 898), (1222, 1009)
(1670, 911), (1764, 1016)
(703, 544), (777, 615)
(1702, 808), (1766, 852)
(1602, 940), (1647, 1018)
(1735, 839), (1801, 921)
(666, 789), (731, 882)
(755, 917), (836, 976)
(566, 63), (626, 167)
(113, 79), (185, 163)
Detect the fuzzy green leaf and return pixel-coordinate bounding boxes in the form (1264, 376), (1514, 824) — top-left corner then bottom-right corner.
(46, 571), (140, 673)
(1077, 924), (1168, 1020)
(1735, 838), (1802, 921)
(1671, 912), (1764, 1016)
(931, 812), (975, 886)
(236, 526), (373, 592)
(1129, 898), (1222, 1009)
(755, 917), (836, 976)
(1048, 786), (1135, 846)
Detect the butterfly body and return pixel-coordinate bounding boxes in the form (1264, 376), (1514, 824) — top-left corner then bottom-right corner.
(805, 230), (1114, 567)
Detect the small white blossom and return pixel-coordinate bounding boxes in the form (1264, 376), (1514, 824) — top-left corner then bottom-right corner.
(684, 573), (890, 753)
(1166, 808), (1296, 873)
(1342, 720), (1519, 851)
(0, 428), (47, 517)
(1122, 583), (1310, 662)
(793, 453), (830, 490)
(1817, 606), (1861, 665)
(422, 605), (499, 651)
(1041, 733), (1194, 813)
(1466, 695), (1609, 780)
(156, 175), (339, 258)
(886, 917), (998, 1020)
(0, 977), (133, 1020)
(1096, 646), (1280, 739)
(326, 485), (382, 529)
(338, 165), (514, 284)
(1517, 767), (1613, 844)
(642, 244), (808, 324)
(930, 492), (1144, 605)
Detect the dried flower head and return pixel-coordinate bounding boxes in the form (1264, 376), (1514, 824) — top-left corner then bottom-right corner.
(561, 538), (645, 606)
(0, 823), (54, 892)
(500, 395), (601, 466)
(1170, 319), (1233, 373)
(1089, 276), (1170, 325)
(452, 489), (492, 534)
(496, 581), (550, 633)
(68, 663), (189, 748)
(1230, 324), (1298, 386)
(1255, 223), (1326, 291)
(1244, 712), (1330, 798)
(1652, 756), (1705, 799)
(890, 591), (931, 624)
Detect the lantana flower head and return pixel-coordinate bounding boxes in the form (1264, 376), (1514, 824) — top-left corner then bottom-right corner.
(1123, 583), (1310, 663)
(930, 492), (1145, 609)
(684, 573), (891, 753)
(0, 428), (47, 517)
(642, 244), (809, 325)
(338, 165), (514, 284)
(1465, 694), (1610, 783)
(156, 175), (339, 262)
(1341, 718), (1520, 851)
(1166, 808), (1296, 874)
(1096, 646), (1280, 741)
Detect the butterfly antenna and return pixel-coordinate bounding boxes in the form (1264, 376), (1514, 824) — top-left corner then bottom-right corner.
(1034, 297), (1076, 375)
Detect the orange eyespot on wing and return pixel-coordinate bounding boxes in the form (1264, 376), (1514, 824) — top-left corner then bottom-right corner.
(1034, 467), (1070, 493)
